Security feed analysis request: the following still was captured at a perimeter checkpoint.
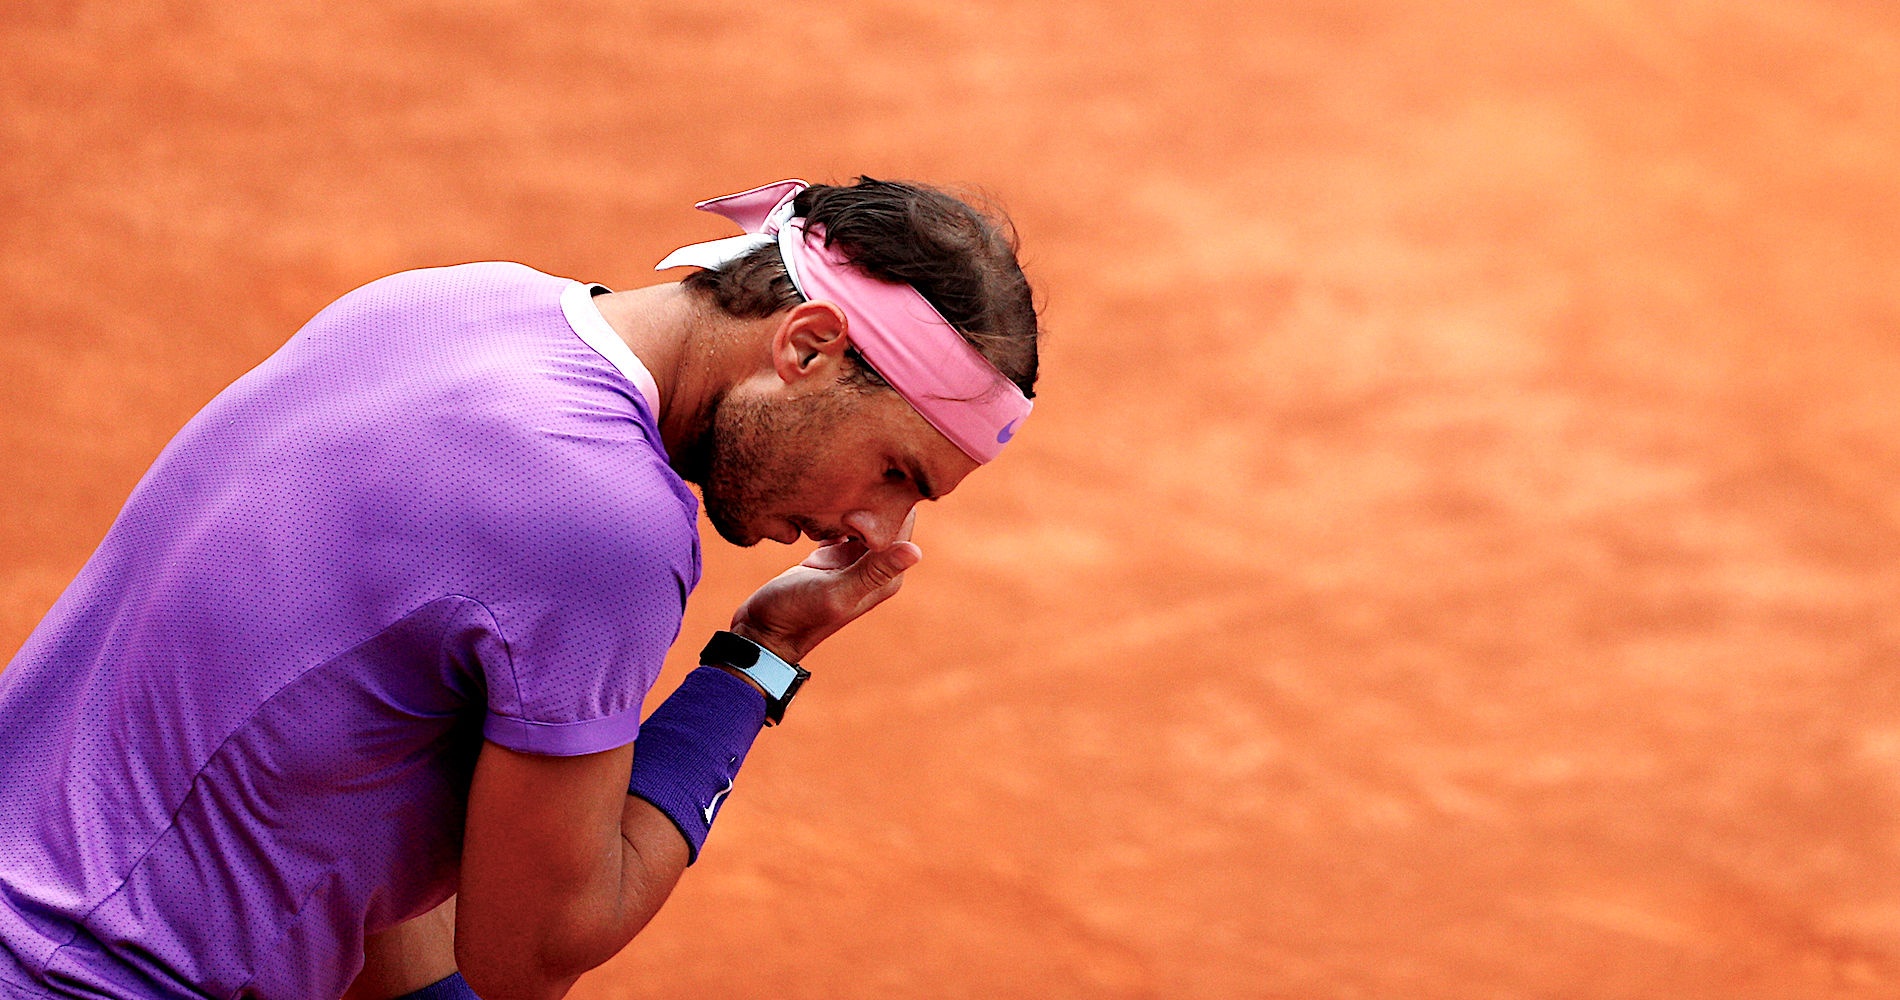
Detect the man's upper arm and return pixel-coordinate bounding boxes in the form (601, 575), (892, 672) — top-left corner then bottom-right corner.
(456, 738), (686, 1000)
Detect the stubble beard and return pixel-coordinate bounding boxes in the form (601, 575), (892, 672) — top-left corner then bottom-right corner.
(687, 389), (836, 547)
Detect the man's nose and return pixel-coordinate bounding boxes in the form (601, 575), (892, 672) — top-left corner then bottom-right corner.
(842, 503), (914, 552)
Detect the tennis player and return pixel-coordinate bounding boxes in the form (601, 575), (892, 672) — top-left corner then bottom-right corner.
(0, 177), (1039, 1000)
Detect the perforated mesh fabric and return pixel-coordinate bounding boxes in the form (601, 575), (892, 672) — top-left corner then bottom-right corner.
(0, 262), (700, 998)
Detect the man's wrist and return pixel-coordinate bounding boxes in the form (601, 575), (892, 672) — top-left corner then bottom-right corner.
(728, 622), (801, 665)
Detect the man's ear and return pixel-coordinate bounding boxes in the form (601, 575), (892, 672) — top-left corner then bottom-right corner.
(770, 300), (851, 386)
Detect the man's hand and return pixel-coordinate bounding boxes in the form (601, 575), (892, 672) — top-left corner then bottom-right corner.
(729, 511), (922, 664)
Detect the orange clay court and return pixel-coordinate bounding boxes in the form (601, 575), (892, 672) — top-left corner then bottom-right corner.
(3, 2), (1897, 997)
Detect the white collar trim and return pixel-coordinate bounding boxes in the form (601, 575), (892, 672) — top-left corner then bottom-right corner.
(560, 280), (661, 419)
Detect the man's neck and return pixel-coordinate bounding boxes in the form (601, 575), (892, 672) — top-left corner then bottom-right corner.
(590, 283), (752, 465)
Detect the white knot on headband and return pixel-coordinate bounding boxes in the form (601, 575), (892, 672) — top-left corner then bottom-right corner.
(656, 179), (1032, 464)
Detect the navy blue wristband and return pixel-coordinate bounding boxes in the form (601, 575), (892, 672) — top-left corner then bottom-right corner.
(626, 666), (769, 864)
(394, 972), (479, 1000)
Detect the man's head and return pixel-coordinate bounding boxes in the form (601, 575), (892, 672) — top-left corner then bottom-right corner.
(673, 176), (1041, 549)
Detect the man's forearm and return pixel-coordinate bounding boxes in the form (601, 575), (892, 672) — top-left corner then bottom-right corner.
(614, 794), (693, 936)
(364, 817), (679, 1000)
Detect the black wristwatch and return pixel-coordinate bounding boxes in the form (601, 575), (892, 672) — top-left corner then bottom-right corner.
(700, 631), (810, 726)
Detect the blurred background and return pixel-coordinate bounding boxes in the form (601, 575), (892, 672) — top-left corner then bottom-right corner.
(4, 1), (1897, 996)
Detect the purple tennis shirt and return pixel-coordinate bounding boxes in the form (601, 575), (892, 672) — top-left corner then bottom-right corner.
(0, 262), (701, 998)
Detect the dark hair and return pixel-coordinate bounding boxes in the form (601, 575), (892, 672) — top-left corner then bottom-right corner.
(680, 176), (1040, 399)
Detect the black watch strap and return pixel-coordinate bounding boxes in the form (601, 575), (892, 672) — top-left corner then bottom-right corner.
(700, 631), (810, 726)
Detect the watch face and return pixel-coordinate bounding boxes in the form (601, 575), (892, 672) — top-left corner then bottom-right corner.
(744, 655), (795, 700)
(701, 631), (809, 725)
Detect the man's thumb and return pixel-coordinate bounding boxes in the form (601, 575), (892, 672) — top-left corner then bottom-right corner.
(856, 541), (922, 593)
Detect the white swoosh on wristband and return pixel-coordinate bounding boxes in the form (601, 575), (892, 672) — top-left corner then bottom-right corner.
(703, 779), (735, 825)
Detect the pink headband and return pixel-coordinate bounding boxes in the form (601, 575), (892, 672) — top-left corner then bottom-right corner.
(656, 179), (1032, 464)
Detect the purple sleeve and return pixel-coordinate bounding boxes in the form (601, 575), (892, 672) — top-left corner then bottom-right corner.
(301, 262), (703, 758)
(463, 446), (697, 756)
(427, 361), (699, 757)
